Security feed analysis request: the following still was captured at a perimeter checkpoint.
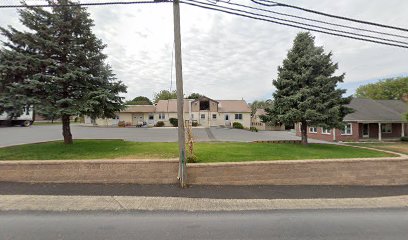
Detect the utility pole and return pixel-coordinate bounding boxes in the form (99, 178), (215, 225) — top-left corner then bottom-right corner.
(173, 0), (187, 188)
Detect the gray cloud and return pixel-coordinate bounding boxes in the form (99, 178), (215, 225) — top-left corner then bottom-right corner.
(0, 0), (407, 102)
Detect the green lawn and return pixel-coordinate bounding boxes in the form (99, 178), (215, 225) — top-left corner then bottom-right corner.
(346, 142), (408, 155)
(0, 140), (396, 162)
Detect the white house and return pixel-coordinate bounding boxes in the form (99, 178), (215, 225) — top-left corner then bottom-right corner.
(86, 96), (251, 128)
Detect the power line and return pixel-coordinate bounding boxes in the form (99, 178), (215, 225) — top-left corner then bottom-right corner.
(253, 0), (408, 32)
(221, 1), (408, 40)
(183, 0), (408, 47)
(180, 0), (408, 49)
(0, 0), (170, 8)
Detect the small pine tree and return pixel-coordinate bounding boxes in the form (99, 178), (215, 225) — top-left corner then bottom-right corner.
(261, 32), (352, 144)
(0, 0), (126, 144)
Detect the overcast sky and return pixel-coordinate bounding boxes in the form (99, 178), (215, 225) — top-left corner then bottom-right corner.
(1, 0), (407, 102)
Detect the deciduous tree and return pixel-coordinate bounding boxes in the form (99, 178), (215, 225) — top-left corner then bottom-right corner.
(126, 96), (153, 105)
(355, 77), (408, 100)
(153, 90), (177, 103)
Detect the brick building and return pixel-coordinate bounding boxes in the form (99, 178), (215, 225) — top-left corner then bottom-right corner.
(296, 98), (407, 142)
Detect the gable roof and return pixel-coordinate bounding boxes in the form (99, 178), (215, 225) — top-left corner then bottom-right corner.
(155, 99), (251, 113)
(155, 99), (192, 113)
(192, 96), (219, 103)
(218, 100), (251, 113)
(344, 98), (407, 122)
(121, 105), (155, 113)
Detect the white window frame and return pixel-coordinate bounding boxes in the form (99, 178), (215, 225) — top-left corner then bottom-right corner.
(235, 113), (243, 120)
(158, 113), (165, 120)
(322, 127), (331, 134)
(201, 114), (205, 119)
(212, 114), (217, 119)
(381, 123), (392, 133)
(309, 127), (317, 133)
(341, 123), (353, 135)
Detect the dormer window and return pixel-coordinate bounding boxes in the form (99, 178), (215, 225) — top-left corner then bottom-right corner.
(200, 100), (210, 110)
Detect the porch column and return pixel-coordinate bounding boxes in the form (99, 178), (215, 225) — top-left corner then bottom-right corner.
(378, 122), (382, 141)
(402, 123), (406, 137)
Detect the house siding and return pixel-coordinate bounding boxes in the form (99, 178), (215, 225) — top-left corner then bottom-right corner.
(295, 122), (360, 142)
(296, 122), (406, 142)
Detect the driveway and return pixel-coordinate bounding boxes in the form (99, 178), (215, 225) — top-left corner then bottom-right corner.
(0, 125), (326, 147)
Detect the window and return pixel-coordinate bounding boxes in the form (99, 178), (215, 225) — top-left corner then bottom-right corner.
(199, 100), (209, 110)
(309, 127), (317, 133)
(235, 113), (243, 120)
(25, 106), (30, 115)
(159, 113), (165, 120)
(381, 123), (392, 133)
(341, 123), (352, 135)
(191, 114), (194, 119)
(201, 114), (205, 119)
(225, 115), (229, 121)
(322, 127), (331, 134)
(212, 114), (217, 119)
(148, 115), (154, 120)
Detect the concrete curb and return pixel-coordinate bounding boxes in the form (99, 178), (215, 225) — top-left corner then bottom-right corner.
(0, 195), (407, 212)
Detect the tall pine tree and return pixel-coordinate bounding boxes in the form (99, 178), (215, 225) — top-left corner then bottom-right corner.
(0, 0), (126, 144)
(261, 32), (352, 144)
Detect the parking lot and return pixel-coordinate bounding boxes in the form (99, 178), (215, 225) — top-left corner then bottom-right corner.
(0, 125), (326, 147)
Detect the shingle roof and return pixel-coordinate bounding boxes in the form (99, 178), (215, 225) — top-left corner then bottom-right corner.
(154, 99), (251, 113)
(218, 100), (251, 113)
(155, 99), (192, 113)
(121, 105), (155, 113)
(344, 98), (407, 122)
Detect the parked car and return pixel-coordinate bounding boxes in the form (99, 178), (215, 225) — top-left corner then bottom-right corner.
(0, 106), (34, 127)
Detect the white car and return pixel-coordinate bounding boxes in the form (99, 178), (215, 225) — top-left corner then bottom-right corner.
(0, 106), (34, 127)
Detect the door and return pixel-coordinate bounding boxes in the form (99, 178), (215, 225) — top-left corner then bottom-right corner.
(362, 123), (369, 138)
(224, 114), (231, 127)
(132, 114), (144, 126)
(148, 114), (154, 126)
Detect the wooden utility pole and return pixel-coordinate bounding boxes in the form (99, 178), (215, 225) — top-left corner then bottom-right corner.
(173, 0), (187, 187)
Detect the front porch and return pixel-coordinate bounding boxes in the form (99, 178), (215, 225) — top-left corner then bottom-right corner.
(358, 122), (406, 141)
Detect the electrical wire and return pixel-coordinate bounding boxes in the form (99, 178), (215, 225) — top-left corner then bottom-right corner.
(0, 0), (171, 8)
(220, 1), (408, 40)
(181, 0), (408, 49)
(183, 0), (408, 47)
(253, 0), (408, 32)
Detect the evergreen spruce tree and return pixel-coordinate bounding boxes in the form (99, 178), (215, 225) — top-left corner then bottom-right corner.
(261, 32), (352, 144)
(0, 0), (126, 144)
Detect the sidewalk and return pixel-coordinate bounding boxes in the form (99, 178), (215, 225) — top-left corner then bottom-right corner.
(1, 183), (407, 212)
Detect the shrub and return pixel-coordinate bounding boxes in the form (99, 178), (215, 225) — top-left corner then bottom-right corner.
(155, 121), (165, 127)
(232, 122), (244, 129)
(169, 118), (178, 127)
(118, 121), (126, 127)
(401, 136), (408, 141)
(249, 126), (258, 132)
(187, 155), (197, 163)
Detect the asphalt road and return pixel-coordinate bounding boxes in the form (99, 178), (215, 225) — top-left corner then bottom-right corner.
(1, 183), (408, 199)
(0, 125), (326, 147)
(1, 209), (407, 240)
